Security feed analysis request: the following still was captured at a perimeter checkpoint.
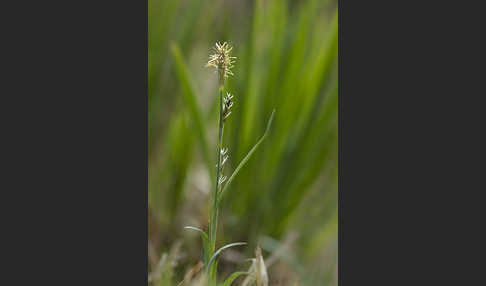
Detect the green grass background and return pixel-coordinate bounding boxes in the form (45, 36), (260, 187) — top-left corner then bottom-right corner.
(149, 0), (338, 284)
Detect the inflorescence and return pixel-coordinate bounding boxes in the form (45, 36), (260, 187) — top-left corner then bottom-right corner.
(206, 42), (236, 87)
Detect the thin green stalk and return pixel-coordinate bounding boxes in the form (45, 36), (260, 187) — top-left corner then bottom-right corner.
(207, 86), (224, 286)
(209, 87), (224, 254)
(205, 41), (236, 285)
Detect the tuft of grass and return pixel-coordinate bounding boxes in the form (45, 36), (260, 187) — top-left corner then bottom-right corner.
(171, 43), (215, 182)
(149, 0), (338, 285)
(183, 41), (275, 286)
(164, 41), (277, 285)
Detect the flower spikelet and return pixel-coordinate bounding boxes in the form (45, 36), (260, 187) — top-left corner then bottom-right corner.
(222, 92), (234, 121)
(206, 42), (236, 87)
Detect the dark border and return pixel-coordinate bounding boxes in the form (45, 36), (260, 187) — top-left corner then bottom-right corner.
(4, 0), (149, 284)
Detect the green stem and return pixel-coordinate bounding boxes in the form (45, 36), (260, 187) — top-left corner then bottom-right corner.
(209, 86), (224, 254)
(208, 86), (224, 285)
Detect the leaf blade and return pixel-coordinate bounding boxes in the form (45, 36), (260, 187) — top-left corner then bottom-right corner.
(207, 242), (247, 270)
(218, 110), (275, 205)
(170, 42), (214, 180)
(184, 226), (211, 266)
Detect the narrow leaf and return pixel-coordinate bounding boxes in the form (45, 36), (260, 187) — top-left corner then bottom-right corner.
(218, 110), (275, 205)
(207, 242), (247, 270)
(170, 43), (214, 180)
(222, 272), (249, 286)
(184, 226), (211, 266)
(210, 257), (218, 285)
(184, 226), (208, 240)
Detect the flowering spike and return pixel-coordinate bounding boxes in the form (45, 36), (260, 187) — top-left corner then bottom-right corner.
(206, 42), (236, 87)
(218, 175), (227, 185)
(221, 147), (228, 156)
(223, 111), (232, 120)
(222, 92), (234, 121)
(221, 155), (228, 167)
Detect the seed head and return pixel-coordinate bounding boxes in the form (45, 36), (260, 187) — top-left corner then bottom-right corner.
(221, 155), (228, 167)
(223, 92), (234, 121)
(206, 42), (236, 87)
(218, 175), (227, 185)
(220, 147), (228, 156)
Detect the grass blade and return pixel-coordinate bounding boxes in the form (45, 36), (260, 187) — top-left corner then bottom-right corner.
(207, 242), (247, 270)
(218, 110), (275, 205)
(239, 0), (265, 151)
(210, 257), (218, 286)
(170, 42), (214, 180)
(184, 226), (211, 266)
(184, 226), (208, 239)
(222, 272), (249, 286)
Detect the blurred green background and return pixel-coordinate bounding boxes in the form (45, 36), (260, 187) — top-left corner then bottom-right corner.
(149, 0), (337, 284)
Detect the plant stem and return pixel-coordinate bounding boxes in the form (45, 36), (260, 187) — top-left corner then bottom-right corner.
(207, 86), (224, 285)
(210, 86), (224, 253)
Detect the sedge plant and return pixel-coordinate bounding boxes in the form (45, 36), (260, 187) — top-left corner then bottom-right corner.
(152, 1), (338, 283)
(182, 42), (275, 286)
